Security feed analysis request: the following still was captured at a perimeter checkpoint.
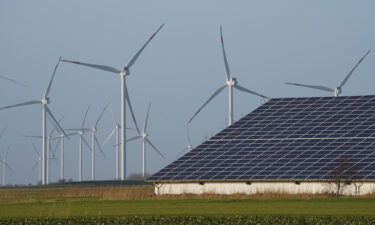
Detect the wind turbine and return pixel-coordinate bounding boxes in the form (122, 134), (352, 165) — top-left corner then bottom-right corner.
(86, 104), (108, 181)
(127, 103), (165, 179)
(0, 145), (14, 186)
(286, 50), (371, 97)
(61, 24), (165, 180)
(66, 105), (94, 182)
(29, 142), (42, 184)
(102, 104), (137, 180)
(189, 26), (269, 126)
(0, 57), (67, 185)
(23, 117), (61, 184)
(0, 75), (27, 88)
(52, 125), (76, 182)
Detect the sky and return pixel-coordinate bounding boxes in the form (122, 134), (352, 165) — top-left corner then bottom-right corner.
(0, 0), (374, 185)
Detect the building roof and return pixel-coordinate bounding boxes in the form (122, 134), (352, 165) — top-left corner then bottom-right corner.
(148, 95), (375, 182)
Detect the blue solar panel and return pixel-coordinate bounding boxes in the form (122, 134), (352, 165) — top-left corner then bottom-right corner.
(148, 95), (375, 182)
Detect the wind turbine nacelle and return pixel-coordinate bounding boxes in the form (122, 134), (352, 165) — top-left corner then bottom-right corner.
(42, 98), (50, 104)
(122, 67), (130, 76)
(227, 77), (238, 86)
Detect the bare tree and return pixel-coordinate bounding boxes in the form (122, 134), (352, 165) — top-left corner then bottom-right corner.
(329, 157), (358, 197)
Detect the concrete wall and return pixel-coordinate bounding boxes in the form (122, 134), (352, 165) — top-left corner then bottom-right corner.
(154, 182), (375, 196)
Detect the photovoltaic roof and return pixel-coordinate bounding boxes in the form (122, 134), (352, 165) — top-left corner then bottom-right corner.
(148, 95), (375, 182)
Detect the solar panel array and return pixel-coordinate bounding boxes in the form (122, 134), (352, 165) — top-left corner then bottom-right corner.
(148, 95), (375, 181)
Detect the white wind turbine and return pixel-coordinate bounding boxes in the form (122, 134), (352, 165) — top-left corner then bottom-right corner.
(61, 24), (165, 180)
(29, 142), (42, 184)
(86, 104), (108, 181)
(102, 104), (137, 180)
(0, 74), (27, 88)
(127, 103), (165, 179)
(66, 105), (94, 182)
(286, 50), (371, 97)
(189, 26), (269, 126)
(23, 117), (61, 184)
(52, 128), (76, 182)
(0, 145), (15, 187)
(0, 57), (67, 185)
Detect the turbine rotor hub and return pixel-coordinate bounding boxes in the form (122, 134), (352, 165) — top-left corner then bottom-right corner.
(226, 78), (237, 86)
(334, 87), (342, 97)
(121, 67), (130, 76)
(41, 98), (49, 104)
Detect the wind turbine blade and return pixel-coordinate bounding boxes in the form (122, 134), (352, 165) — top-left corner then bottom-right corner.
(45, 106), (69, 139)
(125, 23), (165, 68)
(44, 56), (61, 98)
(234, 85), (269, 99)
(0, 75), (28, 88)
(102, 127), (116, 147)
(186, 124), (191, 146)
(95, 104), (108, 129)
(29, 161), (39, 175)
(143, 102), (151, 133)
(125, 84), (141, 134)
(188, 85), (226, 123)
(48, 116), (63, 137)
(220, 25), (231, 81)
(5, 162), (15, 174)
(146, 138), (165, 159)
(108, 104), (118, 125)
(0, 100), (41, 110)
(285, 82), (334, 93)
(49, 116), (64, 137)
(49, 141), (58, 163)
(61, 59), (121, 74)
(82, 136), (93, 152)
(31, 142), (40, 157)
(54, 138), (62, 152)
(126, 136), (141, 143)
(338, 49), (371, 89)
(94, 136), (106, 158)
(5, 145), (11, 159)
(22, 135), (43, 139)
(0, 126), (7, 141)
(81, 105), (91, 130)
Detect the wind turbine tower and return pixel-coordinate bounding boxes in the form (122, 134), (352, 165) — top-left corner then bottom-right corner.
(189, 26), (269, 127)
(61, 24), (165, 180)
(0, 57), (67, 185)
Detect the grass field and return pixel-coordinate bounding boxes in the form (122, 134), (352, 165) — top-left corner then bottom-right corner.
(1, 186), (375, 218)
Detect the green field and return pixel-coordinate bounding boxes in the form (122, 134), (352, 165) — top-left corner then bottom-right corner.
(1, 198), (375, 218)
(1, 186), (375, 224)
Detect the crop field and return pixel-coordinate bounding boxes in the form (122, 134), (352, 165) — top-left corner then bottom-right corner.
(0, 185), (375, 224)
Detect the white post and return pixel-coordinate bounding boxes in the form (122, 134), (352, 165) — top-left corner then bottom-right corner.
(79, 136), (82, 181)
(42, 105), (47, 185)
(120, 75), (126, 180)
(142, 137), (146, 178)
(228, 84), (233, 126)
(47, 137), (50, 184)
(39, 157), (42, 185)
(116, 127), (119, 180)
(60, 136), (64, 181)
(91, 132), (95, 181)
(2, 162), (5, 186)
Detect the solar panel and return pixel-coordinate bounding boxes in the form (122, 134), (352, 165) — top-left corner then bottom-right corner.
(148, 95), (375, 182)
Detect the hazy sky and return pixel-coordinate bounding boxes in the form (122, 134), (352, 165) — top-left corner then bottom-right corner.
(1, 0), (374, 185)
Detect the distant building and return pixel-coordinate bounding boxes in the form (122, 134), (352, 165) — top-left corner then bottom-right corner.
(148, 95), (375, 195)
